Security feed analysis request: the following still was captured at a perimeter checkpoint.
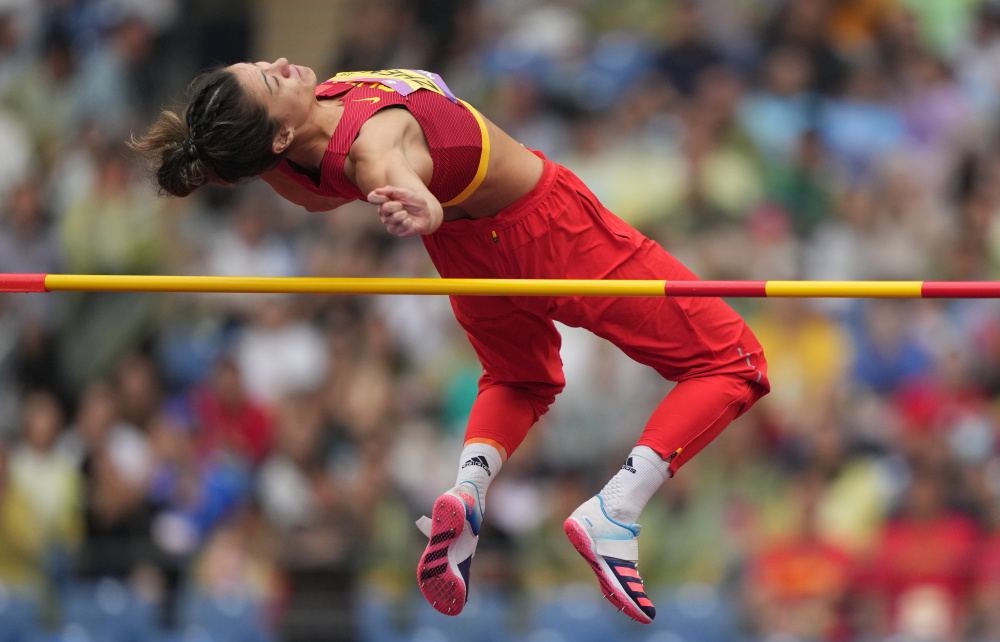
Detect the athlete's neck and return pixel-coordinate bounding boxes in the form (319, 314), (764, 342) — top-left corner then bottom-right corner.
(283, 97), (343, 170)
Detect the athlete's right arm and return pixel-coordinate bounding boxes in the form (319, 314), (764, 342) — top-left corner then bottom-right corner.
(259, 168), (351, 212)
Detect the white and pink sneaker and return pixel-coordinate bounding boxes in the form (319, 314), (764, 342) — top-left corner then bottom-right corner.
(415, 482), (483, 616)
(564, 495), (655, 623)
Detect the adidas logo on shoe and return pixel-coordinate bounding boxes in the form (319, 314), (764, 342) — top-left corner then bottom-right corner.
(461, 455), (492, 476)
(621, 456), (637, 474)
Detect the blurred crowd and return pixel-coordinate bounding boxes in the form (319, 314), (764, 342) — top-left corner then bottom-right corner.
(3, 0), (1000, 640)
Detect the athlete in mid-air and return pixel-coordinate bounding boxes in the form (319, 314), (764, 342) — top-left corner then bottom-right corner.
(132, 58), (769, 623)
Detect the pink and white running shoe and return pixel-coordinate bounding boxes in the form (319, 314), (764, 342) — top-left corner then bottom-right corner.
(415, 482), (483, 616)
(564, 495), (655, 624)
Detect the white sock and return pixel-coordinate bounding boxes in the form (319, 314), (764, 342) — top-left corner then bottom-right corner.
(455, 443), (503, 512)
(598, 445), (672, 525)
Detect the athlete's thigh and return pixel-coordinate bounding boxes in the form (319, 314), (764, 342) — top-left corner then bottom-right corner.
(449, 294), (566, 392)
(554, 273), (755, 382)
(539, 188), (760, 382)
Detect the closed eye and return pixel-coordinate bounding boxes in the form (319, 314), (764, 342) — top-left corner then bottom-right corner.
(251, 62), (276, 94)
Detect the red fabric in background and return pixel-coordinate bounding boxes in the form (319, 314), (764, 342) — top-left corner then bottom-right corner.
(192, 387), (274, 465)
(863, 513), (981, 636)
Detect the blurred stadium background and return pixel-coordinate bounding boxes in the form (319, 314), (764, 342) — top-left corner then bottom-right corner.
(2, 0), (1000, 640)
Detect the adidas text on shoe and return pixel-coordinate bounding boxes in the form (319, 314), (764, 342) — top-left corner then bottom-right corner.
(415, 482), (483, 616)
(564, 495), (655, 623)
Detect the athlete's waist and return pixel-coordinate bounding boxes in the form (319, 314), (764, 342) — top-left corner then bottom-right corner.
(431, 151), (561, 236)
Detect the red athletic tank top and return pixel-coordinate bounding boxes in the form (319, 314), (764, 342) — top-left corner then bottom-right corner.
(276, 69), (489, 207)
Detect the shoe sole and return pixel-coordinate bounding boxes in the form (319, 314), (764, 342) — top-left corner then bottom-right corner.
(564, 517), (653, 624)
(417, 493), (468, 615)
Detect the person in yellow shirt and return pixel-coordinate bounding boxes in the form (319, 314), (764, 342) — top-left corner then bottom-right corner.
(0, 392), (83, 599)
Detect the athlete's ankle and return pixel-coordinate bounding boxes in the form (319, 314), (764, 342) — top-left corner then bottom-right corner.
(599, 446), (671, 525)
(455, 442), (503, 514)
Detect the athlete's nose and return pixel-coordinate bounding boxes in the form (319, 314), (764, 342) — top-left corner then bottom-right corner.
(273, 57), (291, 78)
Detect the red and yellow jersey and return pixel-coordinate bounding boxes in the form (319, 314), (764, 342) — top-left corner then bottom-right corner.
(276, 69), (489, 207)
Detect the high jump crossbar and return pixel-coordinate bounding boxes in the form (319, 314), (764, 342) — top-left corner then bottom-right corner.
(1, 274), (999, 298)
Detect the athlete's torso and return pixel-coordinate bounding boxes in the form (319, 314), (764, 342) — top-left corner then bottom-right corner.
(278, 70), (485, 205)
(276, 69), (544, 220)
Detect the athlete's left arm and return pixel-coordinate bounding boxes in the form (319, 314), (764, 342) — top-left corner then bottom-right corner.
(350, 114), (444, 237)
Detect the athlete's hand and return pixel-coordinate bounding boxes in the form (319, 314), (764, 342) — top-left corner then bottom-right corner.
(368, 186), (442, 237)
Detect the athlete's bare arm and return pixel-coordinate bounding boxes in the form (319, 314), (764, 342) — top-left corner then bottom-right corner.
(259, 168), (351, 212)
(348, 108), (444, 237)
(347, 106), (545, 230)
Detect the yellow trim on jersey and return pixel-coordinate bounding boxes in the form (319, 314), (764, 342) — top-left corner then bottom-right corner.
(441, 100), (490, 208)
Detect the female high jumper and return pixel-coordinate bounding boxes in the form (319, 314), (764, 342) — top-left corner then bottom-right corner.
(132, 58), (769, 623)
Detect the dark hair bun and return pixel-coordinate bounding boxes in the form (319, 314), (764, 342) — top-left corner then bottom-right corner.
(157, 140), (210, 197)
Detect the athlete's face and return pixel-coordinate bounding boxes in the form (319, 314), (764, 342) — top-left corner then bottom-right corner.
(230, 57), (317, 129)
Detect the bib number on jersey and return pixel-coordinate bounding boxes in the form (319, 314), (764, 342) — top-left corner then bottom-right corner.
(324, 69), (458, 103)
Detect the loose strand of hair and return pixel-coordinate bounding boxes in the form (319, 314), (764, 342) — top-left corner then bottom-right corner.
(128, 109), (187, 155)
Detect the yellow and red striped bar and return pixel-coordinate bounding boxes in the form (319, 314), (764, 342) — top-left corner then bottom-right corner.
(3, 274), (1000, 298)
